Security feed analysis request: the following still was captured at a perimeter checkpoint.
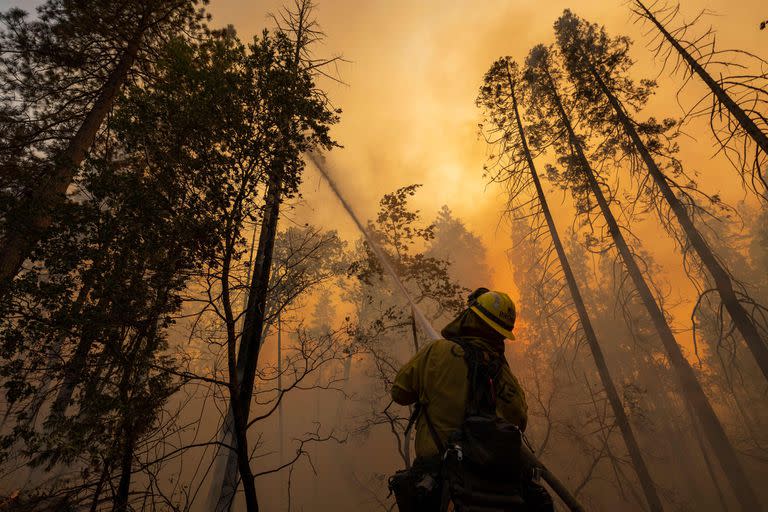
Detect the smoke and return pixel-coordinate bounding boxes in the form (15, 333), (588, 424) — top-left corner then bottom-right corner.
(306, 151), (440, 340)
(306, 151), (583, 511)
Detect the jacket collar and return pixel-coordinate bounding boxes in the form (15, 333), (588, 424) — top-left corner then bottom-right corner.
(440, 309), (505, 356)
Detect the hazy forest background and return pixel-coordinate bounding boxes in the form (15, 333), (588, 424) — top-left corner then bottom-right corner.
(0, 0), (766, 511)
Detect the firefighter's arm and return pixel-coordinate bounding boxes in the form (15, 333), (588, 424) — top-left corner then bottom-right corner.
(391, 341), (435, 405)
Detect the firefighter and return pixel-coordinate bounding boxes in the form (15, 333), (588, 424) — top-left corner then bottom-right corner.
(392, 288), (527, 458)
(389, 288), (552, 511)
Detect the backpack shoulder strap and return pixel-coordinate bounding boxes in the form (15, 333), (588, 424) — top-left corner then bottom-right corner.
(447, 337), (505, 417)
(407, 402), (445, 454)
(421, 404), (445, 454)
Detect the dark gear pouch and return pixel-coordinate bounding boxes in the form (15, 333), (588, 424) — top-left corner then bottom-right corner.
(461, 415), (522, 474)
(441, 427), (526, 512)
(521, 481), (554, 512)
(388, 460), (442, 512)
(389, 469), (419, 512)
(438, 339), (528, 511)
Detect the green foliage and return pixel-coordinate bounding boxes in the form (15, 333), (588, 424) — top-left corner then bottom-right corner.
(0, 5), (340, 503)
(352, 185), (466, 318)
(0, 0), (207, 224)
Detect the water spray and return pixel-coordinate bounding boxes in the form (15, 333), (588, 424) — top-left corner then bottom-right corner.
(307, 151), (586, 512)
(305, 151), (440, 340)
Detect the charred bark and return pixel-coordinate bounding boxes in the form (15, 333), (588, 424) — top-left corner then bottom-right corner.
(113, 422), (137, 512)
(214, 172), (283, 512)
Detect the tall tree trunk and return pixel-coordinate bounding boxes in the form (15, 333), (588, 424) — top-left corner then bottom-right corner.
(26, 280), (93, 426)
(504, 63), (664, 512)
(112, 329), (147, 512)
(230, 388), (259, 512)
(48, 306), (106, 419)
(632, 0), (768, 189)
(586, 57), (768, 383)
(277, 312), (285, 482)
(113, 422), (137, 512)
(650, 360), (726, 508)
(213, 6), (315, 502)
(0, 23), (146, 290)
(113, 293), (168, 512)
(684, 395), (731, 511)
(214, 172), (283, 512)
(539, 61), (762, 511)
(336, 355), (353, 420)
(89, 453), (114, 512)
(50, 254), (166, 422)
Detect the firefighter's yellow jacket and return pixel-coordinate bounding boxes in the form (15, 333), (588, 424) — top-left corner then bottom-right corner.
(391, 336), (527, 459)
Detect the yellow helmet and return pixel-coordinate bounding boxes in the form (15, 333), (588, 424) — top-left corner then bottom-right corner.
(469, 290), (517, 340)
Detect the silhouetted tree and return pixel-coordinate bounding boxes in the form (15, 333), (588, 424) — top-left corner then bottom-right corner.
(427, 206), (492, 288)
(690, 210), (768, 467)
(0, 30), (245, 509)
(478, 55), (663, 512)
(0, 0), (206, 290)
(523, 43), (760, 511)
(629, 0), (768, 199)
(554, 10), (768, 384)
(210, 2), (340, 510)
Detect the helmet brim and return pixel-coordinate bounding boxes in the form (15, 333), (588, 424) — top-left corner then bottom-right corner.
(470, 305), (515, 340)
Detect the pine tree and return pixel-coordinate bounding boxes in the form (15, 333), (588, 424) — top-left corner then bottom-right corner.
(478, 56), (663, 512)
(629, 0), (768, 198)
(554, 10), (768, 385)
(426, 206), (492, 288)
(0, 26), (267, 508)
(0, 0), (206, 291)
(523, 43), (760, 511)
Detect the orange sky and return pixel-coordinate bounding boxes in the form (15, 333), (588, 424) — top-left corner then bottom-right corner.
(211, 0), (766, 348)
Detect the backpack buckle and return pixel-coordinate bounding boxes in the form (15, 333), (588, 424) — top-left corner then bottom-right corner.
(531, 466), (541, 483)
(443, 443), (463, 462)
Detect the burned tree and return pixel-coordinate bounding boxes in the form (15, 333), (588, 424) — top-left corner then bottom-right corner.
(210, 2), (341, 510)
(523, 43), (761, 511)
